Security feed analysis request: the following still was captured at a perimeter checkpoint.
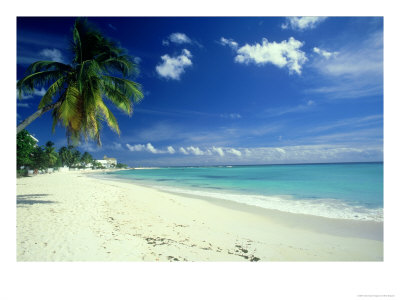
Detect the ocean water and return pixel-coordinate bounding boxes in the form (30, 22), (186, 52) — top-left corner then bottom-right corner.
(108, 163), (383, 221)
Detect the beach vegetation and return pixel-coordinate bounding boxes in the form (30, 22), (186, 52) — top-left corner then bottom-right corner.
(81, 152), (94, 165)
(44, 141), (59, 168)
(30, 146), (48, 171)
(58, 145), (82, 168)
(17, 130), (37, 171)
(116, 162), (128, 169)
(92, 160), (106, 169)
(17, 129), (125, 175)
(17, 18), (144, 146)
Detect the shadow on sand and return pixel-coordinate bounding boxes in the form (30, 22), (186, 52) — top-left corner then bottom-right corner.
(17, 194), (56, 205)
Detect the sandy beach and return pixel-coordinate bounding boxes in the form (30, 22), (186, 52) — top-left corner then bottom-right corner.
(16, 171), (383, 261)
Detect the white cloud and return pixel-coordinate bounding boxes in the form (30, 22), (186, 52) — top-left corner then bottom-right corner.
(79, 142), (101, 153)
(309, 31), (383, 99)
(227, 148), (242, 157)
(39, 48), (64, 62)
(212, 146), (224, 157)
(187, 146), (204, 156)
(34, 87), (46, 96)
(126, 143), (174, 154)
(146, 143), (159, 154)
(319, 32), (382, 78)
(177, 146), (242, 157)
(17, 102), (30, 108)
(282, 17), (327, 31)
(124, 120), (283, 150)
(163, 33), (192, 45)
(238, 144), (382, 164)
(112, 142), (122, 150)
(307, 100), (315, 106)
(123, 143), (382, 167)
(179, 147), (189, 155)
(18, 87), (47, 100)
(169, 33), (191, 44)
(162, 33), (198, 46)
(313, 47), (339, 59)
(167, 146), (176, 154)
(220, 113), (242, 119)
(156, 49), (193, 80)
(264, 100), (316, 117)
(307, 115), (383, 134)
(219, 37), (238, 49)
(232, 37), (307, 74)
(126, 143), (146, 151)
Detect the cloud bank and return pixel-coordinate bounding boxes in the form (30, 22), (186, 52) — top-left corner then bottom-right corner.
(126, 143), (177, 154)
(123, 143), (382, 167)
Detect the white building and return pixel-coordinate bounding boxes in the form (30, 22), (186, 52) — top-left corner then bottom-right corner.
(30, 135), (39, 144)
(96, 155), (117, 168)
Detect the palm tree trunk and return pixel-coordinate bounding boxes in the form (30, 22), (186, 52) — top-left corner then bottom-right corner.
(17, 101), (62, 134)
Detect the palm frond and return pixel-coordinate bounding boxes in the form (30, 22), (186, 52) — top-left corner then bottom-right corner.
(101, 55), (137, 77)
(97, 100), (120, 135)
(26, 61), (72, 74)
(102, 81), (133, 114)
(17, 70), (66, 99)
(73, 26), (83, 64)
(56, 85), (82, 128)
(102, 75), (143, 103)
(38, 77), (67, 108)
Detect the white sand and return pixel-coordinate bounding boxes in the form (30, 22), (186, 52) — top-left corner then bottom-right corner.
(16, 171), (383, 261)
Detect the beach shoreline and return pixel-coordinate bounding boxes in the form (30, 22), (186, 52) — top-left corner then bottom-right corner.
(92, 171), (383, 241)
(16, 171), (383, 261)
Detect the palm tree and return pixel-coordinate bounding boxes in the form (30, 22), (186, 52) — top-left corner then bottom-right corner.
(81, 151), (94, 167)
(58, 146), (72, 167)
(17, 18), (143, 145)
(44, 141), (58, 168)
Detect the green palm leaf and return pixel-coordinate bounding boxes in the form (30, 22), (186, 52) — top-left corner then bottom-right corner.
(102, 75), (143, 102)
(38, 77), (67, 108)
(17, 70), (66, 99)
(97, 100), (120, 135)
(26, 61), (72, 74)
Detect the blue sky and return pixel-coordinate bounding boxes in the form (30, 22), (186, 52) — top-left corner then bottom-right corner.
(17, 17), (383, 166)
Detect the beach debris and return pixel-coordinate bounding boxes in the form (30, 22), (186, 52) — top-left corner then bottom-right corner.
(227, 242), (261, 262)
(167, 256), (179, 261)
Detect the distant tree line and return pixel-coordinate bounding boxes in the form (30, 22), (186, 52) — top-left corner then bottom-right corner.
(17, 129), (128, 177)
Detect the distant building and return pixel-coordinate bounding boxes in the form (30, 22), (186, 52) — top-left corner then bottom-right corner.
(30, 135), (39, 147)
(104, 155), (117, 166)
(96, 155), (117, 168)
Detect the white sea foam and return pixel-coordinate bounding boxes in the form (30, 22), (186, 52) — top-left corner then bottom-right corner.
(155, 185), (383, 221)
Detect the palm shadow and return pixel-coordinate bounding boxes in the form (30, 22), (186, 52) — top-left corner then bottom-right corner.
(17, 194), (57, 205)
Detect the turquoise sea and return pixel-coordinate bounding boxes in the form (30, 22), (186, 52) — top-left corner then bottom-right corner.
(107, 162), (383, 221)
